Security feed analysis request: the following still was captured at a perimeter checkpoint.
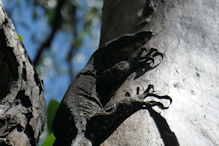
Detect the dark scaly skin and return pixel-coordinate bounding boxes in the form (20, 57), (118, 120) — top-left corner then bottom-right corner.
(53, 31), (172, 146)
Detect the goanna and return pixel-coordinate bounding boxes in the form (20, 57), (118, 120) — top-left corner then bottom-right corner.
(53, 31), (172, 146)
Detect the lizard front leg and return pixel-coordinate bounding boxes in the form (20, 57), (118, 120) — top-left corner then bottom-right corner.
(84, 84), (172, 146)
(97, 47), (164, 105)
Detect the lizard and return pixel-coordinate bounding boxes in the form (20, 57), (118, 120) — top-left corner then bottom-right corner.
(53, 31), (172, 146)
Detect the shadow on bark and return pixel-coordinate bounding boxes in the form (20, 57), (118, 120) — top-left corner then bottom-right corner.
(148, 107), (179, 146)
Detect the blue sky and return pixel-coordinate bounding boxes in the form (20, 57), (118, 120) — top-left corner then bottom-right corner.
(2, 0), (101, 103)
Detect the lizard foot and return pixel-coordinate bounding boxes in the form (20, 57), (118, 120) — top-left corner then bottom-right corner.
(135, 47), (163, 67)
(135, 84), (172, 109)
(133, 48), (164, 79)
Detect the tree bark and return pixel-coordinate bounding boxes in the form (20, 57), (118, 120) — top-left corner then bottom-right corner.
(100, 0), (218, 146)
(0, 1), (46, 146)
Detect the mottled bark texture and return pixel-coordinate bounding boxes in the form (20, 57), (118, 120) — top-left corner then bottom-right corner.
(0, 1), (46, 146)
(100, 0), (218, 146)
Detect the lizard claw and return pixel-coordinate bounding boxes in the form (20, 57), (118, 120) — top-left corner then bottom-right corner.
(142, 101), (170, 109)
(144, 84), (154, 93)
(136, 84), (172, 109)
(135, 48), (163, 69)
(143, 93), (172, 109)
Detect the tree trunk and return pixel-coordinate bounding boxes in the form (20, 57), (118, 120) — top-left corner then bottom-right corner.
(0, 1), (46, 146)
(100, 0), (218, 146)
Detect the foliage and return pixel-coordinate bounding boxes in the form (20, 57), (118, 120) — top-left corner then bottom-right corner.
(18, 34), (23, 42)
(42, 133), (56, 146)
(41, 99), (60, 146)
(47, 99), (60, 134)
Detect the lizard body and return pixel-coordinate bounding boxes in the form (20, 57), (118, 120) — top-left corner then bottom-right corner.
(53, 31), (172, 146)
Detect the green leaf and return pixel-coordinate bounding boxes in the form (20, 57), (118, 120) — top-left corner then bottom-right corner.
(42, 133), (56, 146)
(18, 34), (23, 42)
(47, 99), (60, 134)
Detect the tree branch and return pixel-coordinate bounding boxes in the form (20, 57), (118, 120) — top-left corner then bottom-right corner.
(0, 1), (46, 145)
(33, 0), (67, 66)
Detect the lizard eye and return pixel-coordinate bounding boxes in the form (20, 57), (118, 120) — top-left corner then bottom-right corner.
(125, 92), (131, 97)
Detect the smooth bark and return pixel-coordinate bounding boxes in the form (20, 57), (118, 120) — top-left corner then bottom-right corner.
(100, 0), (218, 145)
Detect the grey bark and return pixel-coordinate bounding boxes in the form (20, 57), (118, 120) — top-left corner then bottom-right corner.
(100, 0), (219, 146)
(53, 29), (174, 145)
(0, 1), (46, 146)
